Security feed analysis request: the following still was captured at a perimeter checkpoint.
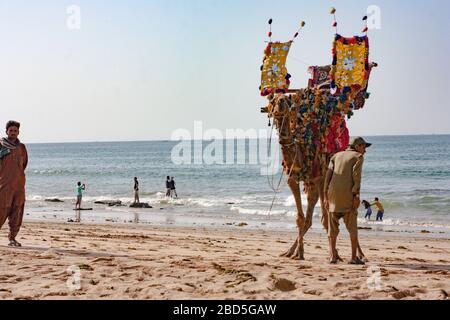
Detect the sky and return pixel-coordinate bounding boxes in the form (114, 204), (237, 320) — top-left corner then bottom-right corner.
(0, 0), (449, 143)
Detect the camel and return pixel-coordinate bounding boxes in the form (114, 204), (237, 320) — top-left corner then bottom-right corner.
(261, 64), (376, 261)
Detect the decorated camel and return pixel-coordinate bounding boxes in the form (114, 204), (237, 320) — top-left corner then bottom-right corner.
(259, 9), (377, 260)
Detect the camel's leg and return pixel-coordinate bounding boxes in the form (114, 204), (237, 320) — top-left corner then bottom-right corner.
(357, 241), (368, 262)
(317, 178), (328, 232)
(280, 239), (298, 258)
(281, 181), (319, 259)
(304, 183), (319, 234)
(280, 177), (302, 258)
(289, 178), (306, 260)
(280, 178), (306, 259)
(290, 183), (320, 260)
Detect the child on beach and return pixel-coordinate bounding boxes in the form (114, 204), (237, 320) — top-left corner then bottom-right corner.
(372, 197), (385, 221)
(75, 182), (85, 210)
(362, 200), (372, 220)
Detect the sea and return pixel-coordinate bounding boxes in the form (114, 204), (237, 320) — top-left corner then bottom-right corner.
(24, 135), (450, 237)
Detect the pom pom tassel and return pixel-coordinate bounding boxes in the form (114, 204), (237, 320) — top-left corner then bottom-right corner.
(292, 21), (306, 40)
(267, 18), (273, 41)
(330, 8), (338, 34)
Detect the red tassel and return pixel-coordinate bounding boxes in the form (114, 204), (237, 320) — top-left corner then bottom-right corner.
(268, 31), (272, 37)
(362, 27), (368, 33)
(333, 21), (337, 27)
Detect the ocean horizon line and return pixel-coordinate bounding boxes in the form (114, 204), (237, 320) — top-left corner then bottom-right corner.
(25, 133), (450, 145)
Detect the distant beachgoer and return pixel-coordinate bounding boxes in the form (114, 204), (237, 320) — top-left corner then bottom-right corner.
(75, 182), (86, 210)
(170, 177), (178, 198)
(362, 200), (372, 220)
(372, 197), (385, 221)
(0, 121), (28, 247)
(165, 176), (171, 197)
(133, 177), (140, 204)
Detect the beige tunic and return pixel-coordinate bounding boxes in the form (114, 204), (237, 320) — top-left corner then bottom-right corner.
(324, 148), (364, 213)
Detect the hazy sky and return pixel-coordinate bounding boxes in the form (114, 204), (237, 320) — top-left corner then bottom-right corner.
(0, 0), (449, 143)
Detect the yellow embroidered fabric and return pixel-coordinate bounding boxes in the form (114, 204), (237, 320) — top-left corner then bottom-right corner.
(261, 42), (292, 94)
(333, 40), (368, 88)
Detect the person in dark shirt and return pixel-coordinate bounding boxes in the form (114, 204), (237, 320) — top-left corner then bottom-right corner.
(165, 176), (171, 197)
(362, 200), (372, 220)
(170, 177), (178, 199)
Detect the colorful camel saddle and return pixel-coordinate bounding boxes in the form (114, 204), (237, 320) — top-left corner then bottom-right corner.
(308, 65), (331, 89)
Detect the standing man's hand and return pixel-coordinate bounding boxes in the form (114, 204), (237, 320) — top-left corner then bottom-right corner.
(352, 195), (360, 210)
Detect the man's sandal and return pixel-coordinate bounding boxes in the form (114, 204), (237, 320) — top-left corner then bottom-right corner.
(349, 258), (365, 265)
(358, 255), (369, 263)
(8, 240), (22, 247)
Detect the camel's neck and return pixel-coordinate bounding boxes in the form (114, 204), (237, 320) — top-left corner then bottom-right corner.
(274, 115), (293, 143)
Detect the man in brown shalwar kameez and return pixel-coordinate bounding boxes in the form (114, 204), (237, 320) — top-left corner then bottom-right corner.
(0, 121), (28, 247)
(324, 137), (371, 265)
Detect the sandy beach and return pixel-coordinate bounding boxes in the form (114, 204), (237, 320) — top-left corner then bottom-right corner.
(0, 220), (448, 300)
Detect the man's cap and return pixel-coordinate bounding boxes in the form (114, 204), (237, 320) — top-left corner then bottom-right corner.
(350, 137), (372, 148)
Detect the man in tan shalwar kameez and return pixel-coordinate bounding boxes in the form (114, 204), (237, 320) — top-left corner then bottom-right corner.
(324, 137), (371, 265)
(0, 121), (28, 247)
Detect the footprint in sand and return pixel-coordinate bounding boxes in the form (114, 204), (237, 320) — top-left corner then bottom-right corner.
(392, 290), (416, 299)
(91, 257), (114, 263)
(14, 296), (35, 300)
(303, 289), (322, 296)
(39, 249), (60, 258)
(43, 291), (69, 298)
(269, 278), (296, 292)
(407, 257), (427, 262)
(438, 289), (448, 299)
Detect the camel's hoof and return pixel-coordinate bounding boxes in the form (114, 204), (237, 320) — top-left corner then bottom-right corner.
(290, 251), (305, 261)
(335, 250), (344, 262)
(291, 256), (305, 261)
(280, 251), (294, 258)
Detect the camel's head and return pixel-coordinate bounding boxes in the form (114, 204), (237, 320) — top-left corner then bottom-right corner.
(262, 93), (291, 125)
